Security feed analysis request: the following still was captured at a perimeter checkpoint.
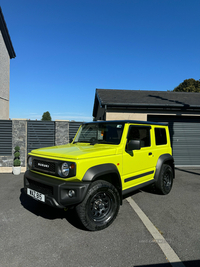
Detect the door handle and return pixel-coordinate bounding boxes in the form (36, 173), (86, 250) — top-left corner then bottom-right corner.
(149, 152), (152, 156)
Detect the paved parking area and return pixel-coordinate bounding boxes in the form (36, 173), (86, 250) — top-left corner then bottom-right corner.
(0, 168), (200, 267)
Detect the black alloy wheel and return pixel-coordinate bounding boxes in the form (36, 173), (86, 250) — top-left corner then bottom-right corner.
(156, 164), (173, 195)
(76, 180), (120, 231)
(89, 191), (113, 222)
(163, 168), (172, 192)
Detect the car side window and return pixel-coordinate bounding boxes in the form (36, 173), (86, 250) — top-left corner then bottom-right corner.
(155, 128), (167, 145)
(128, 126), (151, 147)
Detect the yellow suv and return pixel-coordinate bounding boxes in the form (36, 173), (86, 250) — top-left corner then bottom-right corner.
(24, 120), (174, 231)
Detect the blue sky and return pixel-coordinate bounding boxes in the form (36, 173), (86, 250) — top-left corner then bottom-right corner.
(1, 0), (200, 121)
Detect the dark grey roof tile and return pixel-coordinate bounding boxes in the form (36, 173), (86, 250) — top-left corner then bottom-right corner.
(96, 89), (200, 107)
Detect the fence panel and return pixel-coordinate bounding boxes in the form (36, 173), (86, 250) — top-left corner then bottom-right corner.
(27, 121), (55, 153)
(0, 120), (12, 155)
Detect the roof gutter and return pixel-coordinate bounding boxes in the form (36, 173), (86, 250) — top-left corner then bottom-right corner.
(101, 103), (200, 108)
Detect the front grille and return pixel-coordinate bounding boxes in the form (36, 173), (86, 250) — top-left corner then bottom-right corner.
(33, 159), (55, 174)
(27, 178), (53, 196)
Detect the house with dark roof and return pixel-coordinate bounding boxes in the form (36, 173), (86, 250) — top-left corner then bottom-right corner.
(93, 89), (200, 166)
(0, 7), (16, 119)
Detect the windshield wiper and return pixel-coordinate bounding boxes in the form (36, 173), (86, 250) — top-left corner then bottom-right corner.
(89, 139), (101, 145)
(73, 141), (88, 144)
(73, 140), (101, 145)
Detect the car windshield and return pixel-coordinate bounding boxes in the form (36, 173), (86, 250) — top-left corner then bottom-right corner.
(74, 122), (124, 145)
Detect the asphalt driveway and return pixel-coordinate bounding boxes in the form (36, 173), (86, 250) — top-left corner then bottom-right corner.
(0, 168), (200, 267)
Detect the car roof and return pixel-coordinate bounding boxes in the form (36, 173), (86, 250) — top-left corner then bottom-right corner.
(82, 120), (167, 126)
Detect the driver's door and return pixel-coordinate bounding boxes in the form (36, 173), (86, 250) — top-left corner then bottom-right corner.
(122, 125), (155, 190)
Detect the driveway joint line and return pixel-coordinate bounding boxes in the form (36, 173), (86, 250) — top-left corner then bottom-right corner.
(127, 197), (186, 267)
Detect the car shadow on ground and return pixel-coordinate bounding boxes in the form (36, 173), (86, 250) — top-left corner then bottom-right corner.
(20, 183), (164, 231)
(141, 183), (160, 194)
(175, 167), (200, 176)
(134, 259), (200, 267)
(19, 188), (86, 230)
(122, 183), (162, 200)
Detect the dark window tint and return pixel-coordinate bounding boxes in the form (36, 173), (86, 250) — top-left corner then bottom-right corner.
(128, 126), (151, 147)
(155, 128), (167, 145)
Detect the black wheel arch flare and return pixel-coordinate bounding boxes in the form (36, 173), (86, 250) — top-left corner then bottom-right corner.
(82, 163), (123, 204)
(154, 154), (175, 182)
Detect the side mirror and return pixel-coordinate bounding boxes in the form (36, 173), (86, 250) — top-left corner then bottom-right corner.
(127, 140), (141, 151)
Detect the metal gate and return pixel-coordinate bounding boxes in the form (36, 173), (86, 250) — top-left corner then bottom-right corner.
(27, 121), (55, 153)
(148, 115), (200, 166)
(69, 121), (82, 140)
(0, 120), (12, 155)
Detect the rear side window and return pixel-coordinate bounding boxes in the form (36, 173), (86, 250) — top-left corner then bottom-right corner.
(155, 128), (167, 145)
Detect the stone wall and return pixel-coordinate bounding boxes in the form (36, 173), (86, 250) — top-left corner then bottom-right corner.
(0, 155), (12, 167)
(55, 120), (69, 146)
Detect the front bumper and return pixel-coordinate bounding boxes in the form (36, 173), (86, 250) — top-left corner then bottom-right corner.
(24, 170), (90, 208)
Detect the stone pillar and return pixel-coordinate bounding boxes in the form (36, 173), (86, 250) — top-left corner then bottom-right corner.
(12, 119), (27, 168)
(55, 120), (69, 146)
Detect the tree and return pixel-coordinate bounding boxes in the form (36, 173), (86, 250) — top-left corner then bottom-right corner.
(173, 78), (200, 92)
(41, 111), (52, 121)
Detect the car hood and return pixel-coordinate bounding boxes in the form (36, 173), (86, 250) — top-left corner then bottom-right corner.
(29, 143), (118, 160)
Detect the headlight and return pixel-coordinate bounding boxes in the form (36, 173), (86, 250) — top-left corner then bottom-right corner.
(61, 162), (70, 177)
(28, 156), (33, 169)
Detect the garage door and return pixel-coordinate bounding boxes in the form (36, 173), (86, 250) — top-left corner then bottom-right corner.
(148, 115), (200, 166)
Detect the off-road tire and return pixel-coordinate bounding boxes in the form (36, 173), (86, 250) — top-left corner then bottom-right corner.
(76, 180), (120, 231)
(156, 164), (173, 195)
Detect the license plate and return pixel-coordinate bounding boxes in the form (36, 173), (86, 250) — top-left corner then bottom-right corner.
(27, 188), (45, 202)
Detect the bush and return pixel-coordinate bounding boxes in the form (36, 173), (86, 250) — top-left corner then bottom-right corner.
(14, 152), (20, 158)
(14, 159), (21, 167)
(15, 146), (20, 152)
(14, 146), (21, 166)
